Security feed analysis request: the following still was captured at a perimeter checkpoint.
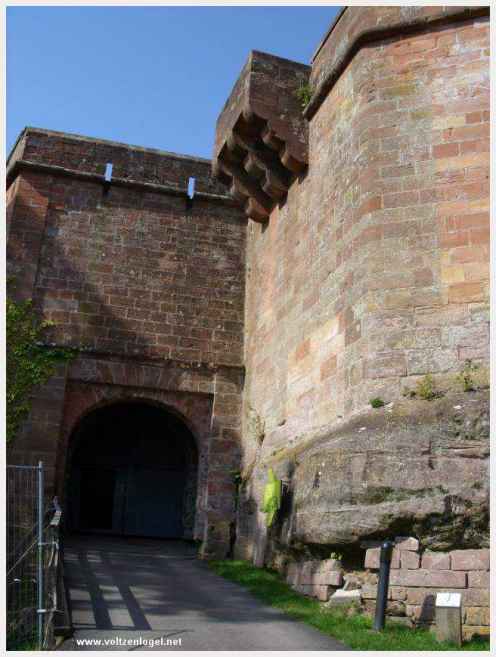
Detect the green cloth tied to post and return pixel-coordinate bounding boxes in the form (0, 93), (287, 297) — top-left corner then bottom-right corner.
(261, 468), (281, 527)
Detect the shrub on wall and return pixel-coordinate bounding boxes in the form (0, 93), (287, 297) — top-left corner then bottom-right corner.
(6, 297), (75, 443)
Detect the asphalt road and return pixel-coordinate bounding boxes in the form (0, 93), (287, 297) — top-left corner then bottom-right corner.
(60, 535), (349, 651)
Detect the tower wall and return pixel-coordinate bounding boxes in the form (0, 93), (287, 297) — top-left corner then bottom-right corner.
(235, 8), (489, 583)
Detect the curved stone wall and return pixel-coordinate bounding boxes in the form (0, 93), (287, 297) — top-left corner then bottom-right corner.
(238, 8), (489, 558)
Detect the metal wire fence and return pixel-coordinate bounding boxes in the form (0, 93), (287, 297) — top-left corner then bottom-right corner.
(7, 463), (63, 650)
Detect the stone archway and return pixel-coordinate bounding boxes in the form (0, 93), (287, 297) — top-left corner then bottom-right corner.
(65, 399), (198, 539)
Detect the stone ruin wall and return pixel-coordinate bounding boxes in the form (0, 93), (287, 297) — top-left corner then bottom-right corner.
(211, 6), (490, 638)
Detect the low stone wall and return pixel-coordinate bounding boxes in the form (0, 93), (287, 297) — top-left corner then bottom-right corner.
(281, 537), (489, 640)
(286, 559), (343, 601)
(362, 539), (490, 640)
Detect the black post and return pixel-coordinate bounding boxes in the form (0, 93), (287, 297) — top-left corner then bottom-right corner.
(373, 540), (394, 631)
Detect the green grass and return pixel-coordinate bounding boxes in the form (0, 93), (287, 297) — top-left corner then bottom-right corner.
(210, 560), (490, 651)
(7, 634), (38, 651)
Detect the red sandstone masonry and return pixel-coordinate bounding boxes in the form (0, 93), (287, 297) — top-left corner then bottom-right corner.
(7, 7), (491, 567)
(8, 130), (246, 367)
(286, 559), (343, 602)
(6, 129), (247, 558)
(240, 7), (489, 465)
(451, 549), (490, 571)
(8, 128), (226, 195)
(363, 541), (489, 635)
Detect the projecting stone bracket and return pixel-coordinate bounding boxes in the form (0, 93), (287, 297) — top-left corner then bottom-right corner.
(213, 51), (310, 222)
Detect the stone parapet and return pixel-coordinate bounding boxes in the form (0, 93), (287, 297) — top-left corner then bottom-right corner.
(7, 127), (227, 196)
(213, 51), (310, 222)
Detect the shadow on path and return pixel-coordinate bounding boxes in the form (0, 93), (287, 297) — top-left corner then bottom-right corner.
(61, 534), (349, 651)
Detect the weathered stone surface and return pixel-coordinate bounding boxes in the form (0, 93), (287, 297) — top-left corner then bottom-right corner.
(450, 549), (489, 571)
(386, 600), (406, 617)
(277, 392), (489, 551)
(287, 559), (343, 590)
(395, 537), (420, 552)
(365, 547), (400, 569)
(436, 605), (462, 646)
(326, 589), (361, 606)
(421, 551), (451, 571)
(463, 588), (489, 607)
(400, 551), (420, 570)
(293, 582), (331, 601)
(389, 569), (467, 589)
(324, 572), (343, 587)
(213, 51), (310, 221)
(390, 586), (407, 601)
(464, 606), (490, 626)
(6, 6), (490, 590)
(467, 571), (489, 589)
(7, 127), (246, 557)
(361, 583), (378, 600)
(406, 587), (488, 608)
(237, 6), (489, 567)
(321, 558), (342, 572)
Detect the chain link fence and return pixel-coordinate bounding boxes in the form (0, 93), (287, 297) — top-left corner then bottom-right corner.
(7, 463), (65, 650)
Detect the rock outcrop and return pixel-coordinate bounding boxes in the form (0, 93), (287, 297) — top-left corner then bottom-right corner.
(239, 391), (489, 556)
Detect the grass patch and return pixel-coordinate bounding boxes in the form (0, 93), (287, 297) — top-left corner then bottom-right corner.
(209, 560), (490, 651)
(7, 634), (38, 651)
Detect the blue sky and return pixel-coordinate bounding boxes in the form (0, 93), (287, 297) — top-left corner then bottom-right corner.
(7, 6), (341, 159)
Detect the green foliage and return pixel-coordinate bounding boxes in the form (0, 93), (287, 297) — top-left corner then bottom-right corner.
(329, 551), (343, 561)
(6, 297), (75, 443)
(416, 374), (439, 401)
(210, 560), (489, 651)
(295, 83), (313, 110)
(7, 634), (38, 651)
(369, 397), (385, 408)
(456, 359), (479, 392)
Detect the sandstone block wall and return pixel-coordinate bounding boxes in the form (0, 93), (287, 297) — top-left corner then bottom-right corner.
(286, 559), (343, 601)
(7, 6), (491, 570)
(276, 537), (488, 640)
(362, 542), (490, 640)
(233, 7), (489, 574)
(7, 129), (245, 366)
(7, 128), (246, 556)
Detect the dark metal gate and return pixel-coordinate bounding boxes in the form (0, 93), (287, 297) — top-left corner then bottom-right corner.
(73, 465), (185, 537)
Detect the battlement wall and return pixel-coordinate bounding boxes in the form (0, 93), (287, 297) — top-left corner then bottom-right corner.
(8, 127), (229, 196)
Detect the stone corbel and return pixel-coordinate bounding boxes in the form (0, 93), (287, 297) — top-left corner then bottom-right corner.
(213, 50), (310, 222)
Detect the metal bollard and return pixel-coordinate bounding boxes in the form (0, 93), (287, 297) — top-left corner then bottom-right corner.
(373, 539), (394, 631)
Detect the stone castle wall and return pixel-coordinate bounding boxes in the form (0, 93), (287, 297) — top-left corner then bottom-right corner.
(7, 129), (245, 365)
(220, 7), (490, 614)
(6, 6), (491, 578)
(6, 128), (246, 556)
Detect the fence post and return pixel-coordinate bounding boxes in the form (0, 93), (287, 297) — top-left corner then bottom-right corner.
(37, 461), (44, 649)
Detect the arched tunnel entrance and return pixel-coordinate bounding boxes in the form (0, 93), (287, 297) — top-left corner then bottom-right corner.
(66, 401), (198, 539)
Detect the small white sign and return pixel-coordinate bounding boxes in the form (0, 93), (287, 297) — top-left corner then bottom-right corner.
(436, 592), (462, 608)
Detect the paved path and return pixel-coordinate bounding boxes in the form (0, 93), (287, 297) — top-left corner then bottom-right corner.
(60, 535), (349, 651)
